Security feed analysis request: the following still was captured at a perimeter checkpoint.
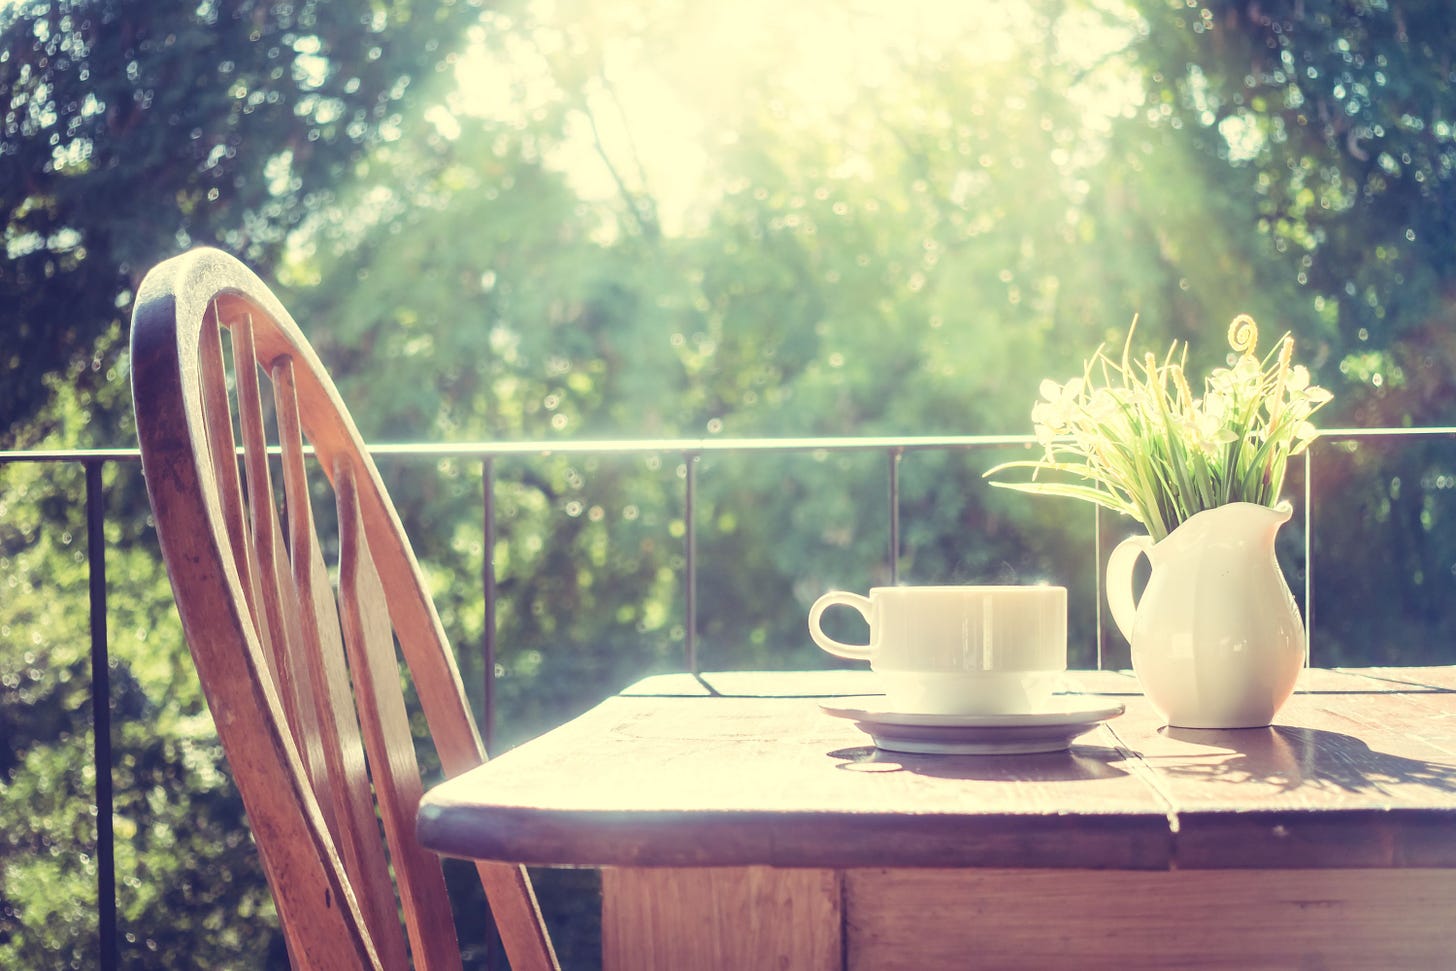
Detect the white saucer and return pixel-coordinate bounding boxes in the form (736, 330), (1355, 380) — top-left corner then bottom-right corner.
(819, 700), (1125, 755)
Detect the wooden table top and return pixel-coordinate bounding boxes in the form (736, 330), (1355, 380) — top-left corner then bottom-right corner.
(415, 667), (1456, 871)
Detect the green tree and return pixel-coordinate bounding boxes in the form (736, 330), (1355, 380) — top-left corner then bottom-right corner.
(280, 0), (1256, 692)
(0, 0), (483, 444)
(1131, 0), (1456, 661)
(1137, 1), (1455, 365)
(0, 375), (286, 966)
(1, 0), (497, 963)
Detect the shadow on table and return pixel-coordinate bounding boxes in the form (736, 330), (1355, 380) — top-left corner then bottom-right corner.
(825, 744), (1133, 782)
(1154, 725), (1456, 794)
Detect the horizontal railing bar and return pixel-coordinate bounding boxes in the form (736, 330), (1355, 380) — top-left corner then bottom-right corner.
(0, 437), (1029, 465)
(0, 448), (144, 464)
(361, 435), (1042, 456)
(1313, 427), (1456, 440)
(8, 426), (1456, 468)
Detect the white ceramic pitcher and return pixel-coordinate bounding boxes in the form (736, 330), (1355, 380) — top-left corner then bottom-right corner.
(1105, 501), (1305, 729)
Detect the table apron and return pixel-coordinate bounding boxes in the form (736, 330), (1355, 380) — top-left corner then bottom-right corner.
(602, 865), (1456, 971)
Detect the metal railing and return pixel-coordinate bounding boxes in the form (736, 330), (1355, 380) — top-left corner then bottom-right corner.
(3, 426), (1454, 968)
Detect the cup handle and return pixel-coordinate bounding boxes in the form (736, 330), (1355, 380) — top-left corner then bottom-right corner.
(808, 591), (875, 661)
(1105, 535), (1153, 644)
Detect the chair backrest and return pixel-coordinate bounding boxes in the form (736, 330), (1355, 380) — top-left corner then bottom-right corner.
(130, 247), (558, 971)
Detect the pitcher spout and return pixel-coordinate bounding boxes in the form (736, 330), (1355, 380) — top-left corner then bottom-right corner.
(1236, 499), (1293, 538)
(1265, 499), (1294, 525)
(1157, 500), (1292, 552)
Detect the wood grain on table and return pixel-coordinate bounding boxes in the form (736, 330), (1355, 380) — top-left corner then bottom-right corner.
(418, 667), (1456, 871)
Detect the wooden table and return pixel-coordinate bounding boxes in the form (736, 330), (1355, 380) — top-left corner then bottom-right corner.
(417, 668), (1456, 970)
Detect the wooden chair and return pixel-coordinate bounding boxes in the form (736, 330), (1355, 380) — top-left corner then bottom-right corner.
(130, 247), (559, 970)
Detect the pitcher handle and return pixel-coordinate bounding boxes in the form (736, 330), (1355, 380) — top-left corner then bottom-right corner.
(808, 591), (875, 661)
(1106, 535), (1154, 643)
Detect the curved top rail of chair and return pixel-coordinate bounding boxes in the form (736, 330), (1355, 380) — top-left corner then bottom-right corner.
(132, 247), (485, 771)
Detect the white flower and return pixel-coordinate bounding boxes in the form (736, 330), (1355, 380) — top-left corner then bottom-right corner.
(1188, 398), (1237, 453)
(1032, 376), (1084, 444)
(986, 315), (1332, 542)
(1290, 420), (1320, 455)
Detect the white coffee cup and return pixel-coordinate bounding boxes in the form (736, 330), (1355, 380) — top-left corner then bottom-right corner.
(808, 585), (1067, 715)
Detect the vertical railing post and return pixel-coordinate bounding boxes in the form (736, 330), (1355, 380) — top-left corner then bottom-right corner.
(481, 456), (497, 755)
(1094, 504), (1104, 671)
(684, 453), (700, 674)
(480, 456), (503, 971)
(1304, 445), (1314, 667)
(887, 449), (902, 586)
(84, 460), (117, 971)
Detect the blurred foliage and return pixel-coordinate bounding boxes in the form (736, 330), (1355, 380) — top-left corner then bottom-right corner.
(4, 0), (1456, 967)
(1135, 0), (1456, 662)
(0, 0), (484, 443)
(0, 375), (284, 966)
